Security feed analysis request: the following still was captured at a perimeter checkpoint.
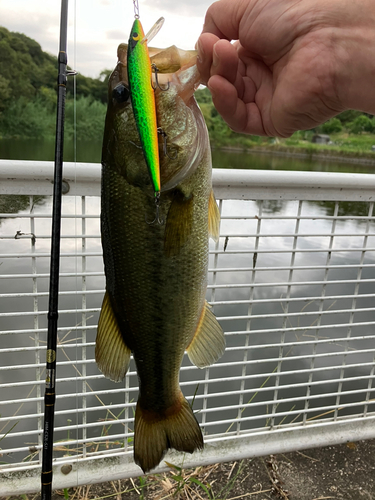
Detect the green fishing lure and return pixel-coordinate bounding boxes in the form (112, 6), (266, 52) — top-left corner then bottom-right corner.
(127, 18), (164, 195)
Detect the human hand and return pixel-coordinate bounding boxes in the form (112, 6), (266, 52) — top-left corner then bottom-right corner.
(196, 0), (375, 137)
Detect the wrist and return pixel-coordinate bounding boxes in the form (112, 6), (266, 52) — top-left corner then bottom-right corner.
(331, 0), (375, 114)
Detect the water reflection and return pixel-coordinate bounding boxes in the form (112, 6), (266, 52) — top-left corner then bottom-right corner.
(1, 138), (375, 174)
(212, 149), (375, 174)
(0, 194), (46, 223)
(315, 200), (372, 217)
(0, 138), (102, 163)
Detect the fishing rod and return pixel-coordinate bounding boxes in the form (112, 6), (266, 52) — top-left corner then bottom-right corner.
(41, 1), (75, 498)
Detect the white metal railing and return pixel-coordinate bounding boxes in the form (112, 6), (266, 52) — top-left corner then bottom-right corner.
(1, 159), (375, 495)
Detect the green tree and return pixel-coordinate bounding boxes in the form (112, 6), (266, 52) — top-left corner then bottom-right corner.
(0, 74), (11, 110)
(337, 110), (363, 124)
(64, 96), (106, 141)
(1, 96), (55, 138)
(0, 26), (111, 140)
(348, 115), (374, 134)
(195, 87), (212, 104)
(321, 117), (342, 134)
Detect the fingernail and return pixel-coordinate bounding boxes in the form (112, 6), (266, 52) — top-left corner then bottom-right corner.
(196, 39), (204, 64)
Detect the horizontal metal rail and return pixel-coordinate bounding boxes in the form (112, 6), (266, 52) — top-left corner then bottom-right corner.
(2, 159), (375, 200)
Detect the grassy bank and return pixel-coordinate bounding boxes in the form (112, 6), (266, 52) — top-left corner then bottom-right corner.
(215, 133), (375, 164)
(196, 88), (375, 161)
(247, 131), (375, 161)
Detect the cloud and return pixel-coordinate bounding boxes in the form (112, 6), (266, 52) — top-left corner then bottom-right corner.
(0, 0), (209, 77)
(73, 39), (118, 77)
(142, 0), (212, 17)
(106, 29), (126, 40)
(0, 8), (60, 56)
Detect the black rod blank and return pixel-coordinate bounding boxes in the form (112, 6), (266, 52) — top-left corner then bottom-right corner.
(41, 1), (70, 498)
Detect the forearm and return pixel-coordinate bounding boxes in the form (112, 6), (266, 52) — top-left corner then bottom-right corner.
(267, 0), (375, 115)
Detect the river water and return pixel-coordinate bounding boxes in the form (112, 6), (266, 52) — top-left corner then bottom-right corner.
(0, 137), (375, 174)
(1, 139), (375, 464)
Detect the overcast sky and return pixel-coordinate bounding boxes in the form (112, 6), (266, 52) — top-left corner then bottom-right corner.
(0, 0), (215, 78)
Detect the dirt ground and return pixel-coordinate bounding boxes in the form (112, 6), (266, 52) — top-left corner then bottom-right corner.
(4, 438), (375, 499)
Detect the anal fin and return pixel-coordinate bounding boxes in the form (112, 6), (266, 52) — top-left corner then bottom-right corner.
(187, 301), (225, 368)
(95, 291), (131, 382)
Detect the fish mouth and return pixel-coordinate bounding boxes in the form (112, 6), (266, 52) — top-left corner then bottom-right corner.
(153, 50), (207, 192)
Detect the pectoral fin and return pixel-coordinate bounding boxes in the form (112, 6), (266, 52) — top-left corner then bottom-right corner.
(95, 291), (131, 382)
(164, 191), (194, 257)
(187, 301), (225, 368)
(208, 190), (220, 242)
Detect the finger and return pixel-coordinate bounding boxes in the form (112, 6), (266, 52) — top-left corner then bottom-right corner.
(240, 55), (277, 136)
(207, 74), (266, 136)
(209, 39), (245, 98)
(196, 33), (220, 85)
(210, 39), (238, 84)
(201, 0), (249, 40)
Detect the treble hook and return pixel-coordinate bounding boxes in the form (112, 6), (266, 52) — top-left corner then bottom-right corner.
(151, 63), (170, 91)
(146, 192), (165, 225)
(157, 127), (178, 160)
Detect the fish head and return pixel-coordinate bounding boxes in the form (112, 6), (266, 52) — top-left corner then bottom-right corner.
(102, 44), (208, 194)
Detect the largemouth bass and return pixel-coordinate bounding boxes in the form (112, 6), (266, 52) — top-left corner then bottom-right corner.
(95, 43), (225, 473)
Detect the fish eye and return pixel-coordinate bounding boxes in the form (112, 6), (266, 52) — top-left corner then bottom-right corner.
(112, 83), (130, 103)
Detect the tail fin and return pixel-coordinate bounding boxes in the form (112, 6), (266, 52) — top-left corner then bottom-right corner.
(134, 393), (203, 473)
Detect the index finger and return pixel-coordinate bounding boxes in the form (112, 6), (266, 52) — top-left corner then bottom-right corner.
(202, 0), (249, 40)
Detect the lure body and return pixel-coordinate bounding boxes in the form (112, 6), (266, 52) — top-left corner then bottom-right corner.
(127, 19), (160, 194)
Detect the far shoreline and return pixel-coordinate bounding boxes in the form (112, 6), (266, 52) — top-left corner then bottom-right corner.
(212, 144), (375, 166)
